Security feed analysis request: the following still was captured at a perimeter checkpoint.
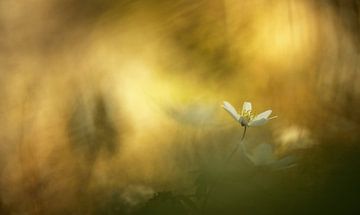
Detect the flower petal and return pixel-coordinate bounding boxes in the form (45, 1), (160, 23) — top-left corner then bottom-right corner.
(222, 101), (240, 121)
(253, 110), (272, 121)
(242, 102), (252, 113)
(248, 118), (268, 126)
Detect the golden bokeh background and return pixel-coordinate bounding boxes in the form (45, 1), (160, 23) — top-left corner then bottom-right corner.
(0, 0), (359, 214)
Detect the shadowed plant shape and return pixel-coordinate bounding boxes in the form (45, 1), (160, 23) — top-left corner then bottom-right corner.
(244, 143), (296, 170)
(66, 93), (120, 204)
(68, 94), (119, 160)
(93, 96), (119, 155)
(136, 192), (197, 215)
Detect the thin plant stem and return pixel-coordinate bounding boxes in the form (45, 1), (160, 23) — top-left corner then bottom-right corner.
(224, 126), (247, 164)
(200, 126), (247, 213)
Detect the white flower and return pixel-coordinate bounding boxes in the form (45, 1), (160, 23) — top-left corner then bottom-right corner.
(222, 101), (277, 127)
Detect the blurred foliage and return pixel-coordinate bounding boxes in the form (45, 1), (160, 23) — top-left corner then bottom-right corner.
(0, 0), (360, 214)
(136, 192), (197, 215)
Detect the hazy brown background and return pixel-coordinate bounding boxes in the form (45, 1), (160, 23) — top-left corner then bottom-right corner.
(0, 0), (359, 214)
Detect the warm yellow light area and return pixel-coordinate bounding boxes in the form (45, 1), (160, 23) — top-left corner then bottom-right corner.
(252, 0), (317, 66)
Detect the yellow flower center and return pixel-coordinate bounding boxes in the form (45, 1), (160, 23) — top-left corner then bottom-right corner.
(241, 109), (254, 123)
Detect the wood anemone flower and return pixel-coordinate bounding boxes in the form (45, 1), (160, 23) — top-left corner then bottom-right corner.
(222, 101), (277, 127)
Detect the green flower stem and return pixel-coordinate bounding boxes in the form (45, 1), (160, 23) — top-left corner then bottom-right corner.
(224, 126), (247, 164)
(201, 126), (247, 213)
